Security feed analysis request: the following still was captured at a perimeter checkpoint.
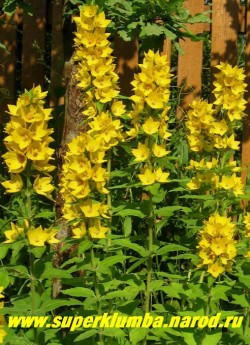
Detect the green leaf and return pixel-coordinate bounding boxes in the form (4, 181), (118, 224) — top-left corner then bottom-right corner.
(156, 244), (189, 256)
(112, 239), (148, 257)
(74, 329), (98, 342)
(182, 330), (197, 345)
(40, 263), (72, 279)
(163, 27), (177, 40)
(202, 331), (222, 345)
(129, 328), (148, 344)
(231, 294), (250, 308)
(40, 298), (82, 313)
(114, 209), (146, 218)
(78, 240), (93, 254)
(150, 280), (164, 292)
(0, 244), (9, 260)
(156, 206), (191, 217)
(123, 216), (132, 237)
(187, 11), (211, 24)
(34, 211), (55, 219)
(140, 23), (164, 38)
(102, 328), (126, 337)
(61, 287), (95, 298)
(179, 195), (213, 200)
(210, 285), (231, 301)
(7, 264), (29, 277)
(97, 255), (130, 273)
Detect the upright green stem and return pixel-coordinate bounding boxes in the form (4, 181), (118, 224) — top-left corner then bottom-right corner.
(107, 149), (112, 248)
(90, 247), (104, 345)
(244, 307), (250, 336)
(142, 195), (154, 345)
(29, 252), (39, 345)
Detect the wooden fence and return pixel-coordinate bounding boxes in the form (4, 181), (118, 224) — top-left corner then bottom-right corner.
(1, 0), (250, 182)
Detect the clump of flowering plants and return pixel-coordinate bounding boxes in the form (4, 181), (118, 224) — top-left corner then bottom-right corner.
(0, 4), (250, 345)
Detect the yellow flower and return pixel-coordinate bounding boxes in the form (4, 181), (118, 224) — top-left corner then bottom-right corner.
(33, 175), (54, 199)
(138, 168), (156, 185)
(94, 11), (111, 28)
(89, 219), (108, 239)
(4, 222), (24, 243)
(0, 329), (7, 344)
(27, 226), (49, 246)
(2, 151), (27, 173)
(91, 165), (107, 182)
(142, 117), (160, 135)
(152, 143), (170, 158)
(226, 134), (240, 150)
(72, 223), (87, 239)
(145, 92), (164, 109)
(207, 262), (225, 278)
(219, 175), (236, 190)
(81, 4), (98, 18)
(26, 142), (52, 161)
(95, 182), (109, 194)
(69, 180), (91, 199)
(0, 287), (4, 299)
(1, 174), (23, 193)
(111, 101), (126, 117)
(132, 142), (150, 162)
(187, 178), (201, 190)
(90, 151), (106, 164)
(45, 228), (60, 244)
(155, 167), (170, 183)
(80, 199), (100, 218)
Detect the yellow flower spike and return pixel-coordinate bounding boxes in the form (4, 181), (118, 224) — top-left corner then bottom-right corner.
(138, 168), (156, 186)
(197, 213), (237, 278)
(89, 219), (108, 239)
(27, 226), (49, 247)
(80, 199), (100, 218)
(131, 142), (150, 162)
(1, 174), (23, 193)
(33, 175), (54, 199)
(72, 223), (87, 239)
(155, 167), (170, 184)
(142, 117), (160, 135)
(0, 287), (4, 299)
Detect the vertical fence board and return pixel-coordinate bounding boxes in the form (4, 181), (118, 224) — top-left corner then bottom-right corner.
(0, 11), (21, 120)
(162, 39), (172, 66)
(242, 3), (250, 185)
(114, 36), (139, 96)
(177, 0), (205, 117)
(21, 0), (46, 89)
(50, 0), (64, 108)
(210, 0), (239, 72)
